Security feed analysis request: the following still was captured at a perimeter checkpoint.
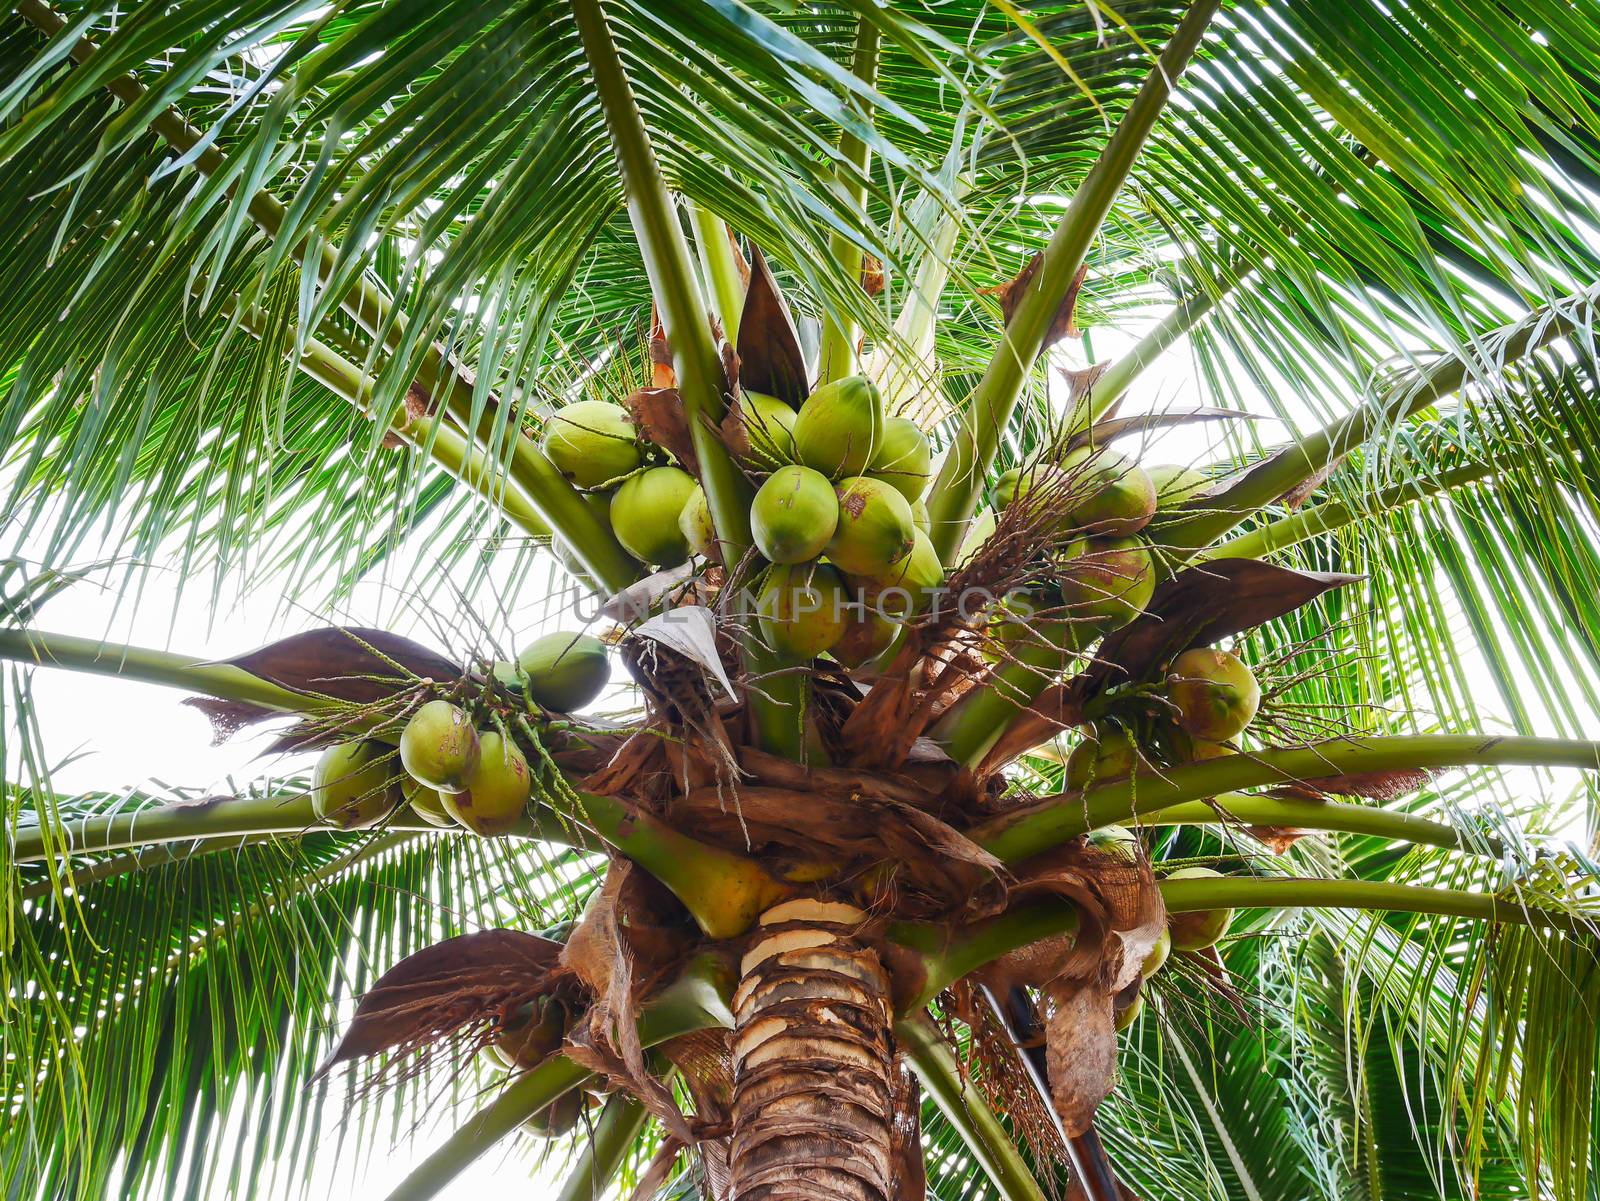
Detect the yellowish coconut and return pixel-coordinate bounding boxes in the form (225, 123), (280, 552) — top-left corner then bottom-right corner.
(399, 699), (480, 792)
(1165, 865), (1234, 950)
(402, 777), (454, 828)
(756, 562), (851, 661)
(1060, 444), (1156, 536)
(443, 730), (531, 835)
(313, 741), (403, 829)
(1167, 647), (1260, 742)
(1058, 537), (1155, 631)
(678, 484), (719, 562)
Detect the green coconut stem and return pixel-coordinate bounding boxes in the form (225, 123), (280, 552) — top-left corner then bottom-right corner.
(816, 18), (882, 386)
(1073, 283), (1222, 429)
(874, 194), (966, 416)
(889, 898), (1080, 1014)
(571, 0), (752, 562)
(18, 835), (270, 901)
(0, 628), (327, 715)
(932, 625), (1092, 767)
(551, 1095), (652, 1201)
(1160, 875), (1596, 937)
(972, 735), (1600, 865)
(1206, 459), (1498, 561)
(1142, 792), (1503, 856)
(383, 952), (732, 1201)
(1164, 298), (1585, 555)
(689, 202), (747, 345)
(923, 0), (1220, 562)
(896, 1016), (1047, 1201)
(14, 0), (639, 593)
(574, 791), (792, 939)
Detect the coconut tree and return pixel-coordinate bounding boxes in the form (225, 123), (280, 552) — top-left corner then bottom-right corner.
(6, 1), (1600, 1198)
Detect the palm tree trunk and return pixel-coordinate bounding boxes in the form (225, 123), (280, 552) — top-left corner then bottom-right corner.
(729, 899), (900, 1200)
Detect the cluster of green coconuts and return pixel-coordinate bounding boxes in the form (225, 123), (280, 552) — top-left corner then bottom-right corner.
(539, 377), (941, 666)
(308, 631), (612, 832)
(1072, 644), (1263, 1031)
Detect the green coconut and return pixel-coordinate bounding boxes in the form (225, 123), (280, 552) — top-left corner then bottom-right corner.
(518, 631), (610, 713)
(868, 417), (932, 502)
(402, 777), (454, 828)
(864, 527), (944, 618)
(1167, 647), (1260, 741)
(756, 562), (851, 661)
(911, 498), (930, 535)
(1148, 463), (1210, 508)
(993, 462), (1067, 515)
(751, 465), (839, 564)
(539, 400), (641, 489)
(678, 484), (719, 562)
(828, 476), (915, 578)
(739, 390), (799, 468)
(1164, 866), (1234, 951)
(1114, 993), (1144, 1032)
(443, 730), (531, 835)
(497, 998), (568, 1069)
(313, 741), (403, 830)
(793, 375), (884, 479)
(1060, 445), (1156, 536)
(1142, 927), (1172, 978)
(1058, 537), (1155, 631)
(832, 605), (899, 669)
(1065, 727), (1143, 790)
(399, 700), (480, 792)
(610, 465), (698, 567)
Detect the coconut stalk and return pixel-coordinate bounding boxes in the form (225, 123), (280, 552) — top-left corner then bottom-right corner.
(384, 952), (734, 1201)
(889, 898), (1080, 1014)
(815, 18), (882, 386)
(552, 1094), (651, 1201)
(973, 734), (1600, 865)
(923, 0), (1221, 562)
(896, 1016), (1047, 1201)
(1162, 293), (1589, 555)
(1207, 458), (1500, 560)
(689, 202), (747, 345)
(1141, 791), (1502, 856)
(933, 623), (1094, 767)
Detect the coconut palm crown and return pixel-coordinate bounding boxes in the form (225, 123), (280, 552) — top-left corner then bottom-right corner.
(5, 2), (1600, 1199)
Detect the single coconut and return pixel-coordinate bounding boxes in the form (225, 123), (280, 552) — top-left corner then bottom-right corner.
(911, 498), (931, 535)
(443, 730), (531, 835)
(828, 476), (915, 578)
(832, 605), (899, 669)
(518, 631), (610, 713)
(678, 484), (719, 562)
(868, 417), (932, 502)
(402, 777), (454, 828)
(1114, 993), (1144, 1032)
(793, 375), (884, 479)
(497, 997), (568, 1069)
(313, 741), (403, 829)
(751, 465), (839, 564)
(739, 390), (799, 468)
(610, 465), (698, 566)
(399, 700), (480, 792)
(1164, 865), (1234, 950)
(1060, 445), (1156, 536)
(1058, 537), (1155, 631)
(1148, 463), (1209, 508)
(539, 400), (641, 489)
(1065, 727), (1142, 790)
(1167, 647), (1260, 742)
(861, 527), (944, 618)
(993, 462), (1068, 517)
(1142, 927), (1172, 978)
(756, 562), (851, 661)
